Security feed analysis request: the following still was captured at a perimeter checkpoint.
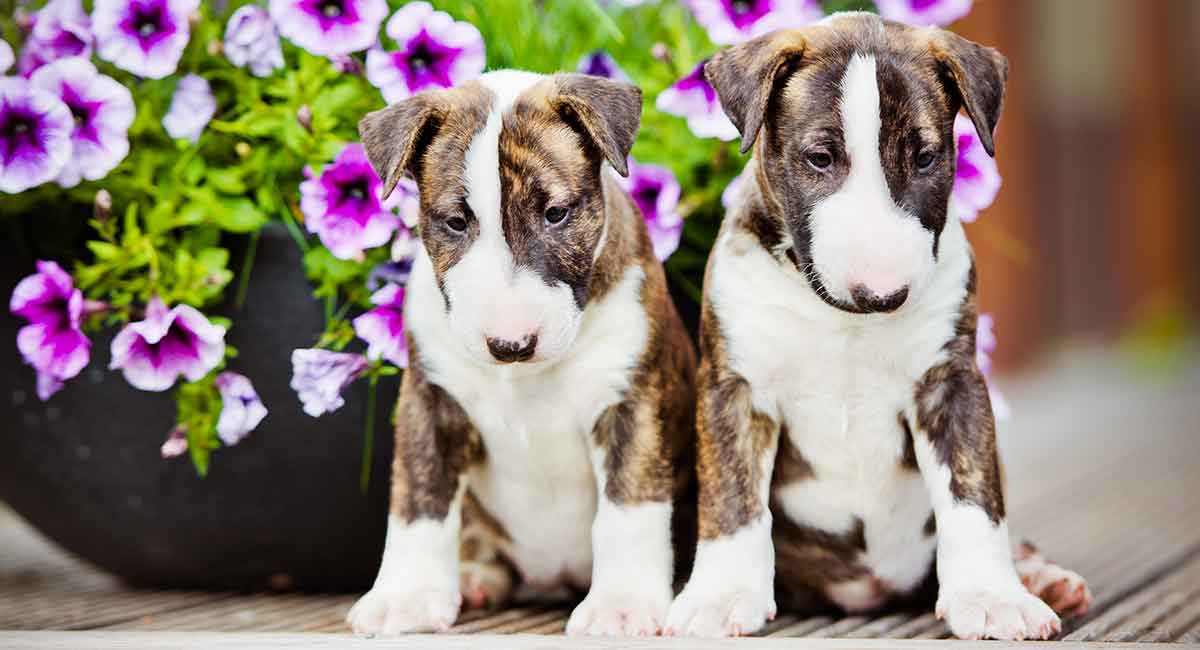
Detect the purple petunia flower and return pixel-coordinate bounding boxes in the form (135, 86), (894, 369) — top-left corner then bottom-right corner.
(290, 348), (368, 417)
(300, 142), (398, 260)
(10, 261), (92, 401)
(368, 223), (418, 290)
(214, 371), (268, 446)
(0, 40), (13, 74)
(269, 0), (387, 57)
(30, 58), (135, 188)
(0, 78), (73, 194)
(615, 158), (683, 262)
(109, 296), (226, 392)
(17, 0), (93, 77)
(975, 312), (1009, 420)
(721, 168), (749, 213)
(874, 0), (972, 27)
(92, 0), (200, 79)
(366, 2), (485, 104)
(686, 0), (822, 46)
(577, 50), (630, 83)
(162, 74), (215, 144)
(951, 113), (1000, 224)
(160, 425), (188, 458)
(352, 283), (408, 368)
(657, 60), (739, 141)
(224, 4), (285, 78)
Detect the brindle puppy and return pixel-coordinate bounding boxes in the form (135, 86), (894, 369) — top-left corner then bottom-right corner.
(666, 13), (1091, 640)
(347, 71), (696, 637)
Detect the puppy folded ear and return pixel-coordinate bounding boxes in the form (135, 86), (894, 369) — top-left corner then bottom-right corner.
(705, 30), (806, 154)
(931, 31), (1008, 157)
(358, 95), (443, 200)
(551, 73), (642, 177)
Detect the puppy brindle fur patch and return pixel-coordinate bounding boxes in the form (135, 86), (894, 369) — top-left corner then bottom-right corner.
(390, 335), (484, 523)
(914, 264), (1005, 523)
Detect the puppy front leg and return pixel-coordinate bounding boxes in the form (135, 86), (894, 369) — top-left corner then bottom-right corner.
(566, 398), (676, 637)
(912, 363), (1059, 640)
(347, 363), (480, 636)
(666, 368), (779, 637)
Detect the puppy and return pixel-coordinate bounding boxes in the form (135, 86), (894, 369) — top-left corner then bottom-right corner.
(666, 14), (1090, 640)
(347, 70), (696, 637)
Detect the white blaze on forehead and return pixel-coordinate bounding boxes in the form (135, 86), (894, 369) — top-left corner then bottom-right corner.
(809, 53), (934, 303)
(444, 70), (585, 363)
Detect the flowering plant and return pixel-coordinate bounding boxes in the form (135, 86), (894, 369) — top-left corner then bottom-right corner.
(2, 0), (1003, 483)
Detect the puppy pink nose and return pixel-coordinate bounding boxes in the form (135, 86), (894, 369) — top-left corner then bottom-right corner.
(485, 334), (538, 363)
(850, 284), (909, 313)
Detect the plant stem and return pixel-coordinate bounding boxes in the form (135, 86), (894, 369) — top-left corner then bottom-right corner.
(360, 374), (378, 495)
(279, 205), (309, 252)
(234, 229), (260, 310)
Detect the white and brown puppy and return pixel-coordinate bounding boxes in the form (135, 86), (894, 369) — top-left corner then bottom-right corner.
(667, 14), (1091, 640)
(346, 70), (696, 637)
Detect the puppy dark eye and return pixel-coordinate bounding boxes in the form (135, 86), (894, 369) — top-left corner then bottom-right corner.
(446, 216), (468, 232)
(916, 151), (937, 171)
(545, 206), (569, 225)
(806, 151), (833, 171)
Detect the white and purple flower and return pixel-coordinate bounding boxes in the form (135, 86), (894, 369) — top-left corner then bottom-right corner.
(0, 78), (73, 194)
(224, 4), (285, 78)
(17, 0), (93, 77)
(214, 371), (268, 446)
(300, 142), (398, 260)
(30, 58), (135, 188)
(686, 0), (822, 46)
(162, 74), (215, 144)
(721, 168), (749, 213)
(269, 0), (387, 57)
(369, 223), (418, 290)
(577, 50), (630, 83)
(109, 296), (226, 392)
(366, 2), (485, 104)
(0, 40), (13, 74)
(352, 283), (408, 368)
(975, 312), (1009, 420)
(656, 60), (739, 141)
(92, 0), (201, 79)
(9, 261), (92, 401)
(874, 0), (972, 27)
(951, 113), (1001, 224)
(616, 158), (683, 262)
(290, 348), (368, 417)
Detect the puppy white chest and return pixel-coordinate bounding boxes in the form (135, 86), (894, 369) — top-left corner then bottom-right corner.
(407, 253), (650, 589)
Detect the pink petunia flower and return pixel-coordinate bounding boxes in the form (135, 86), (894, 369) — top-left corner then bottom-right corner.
(9, 260), (92, 401)
(615, 158), (683, 262)
(366, 2), (485, 104)
(224, 5), (285, 78)
(352, 283), (408, 368)
(300, 142), (398, 260)
(874, 0), (972, 27)
(577, 50), (631, 83)
(30, 57), (135, 188)
(657, 60), (739, 141)
(951, 113), (1001, 223)
(269, 0), (387, 57)
(214, 371), (268, 446)
(162, 74), (216, 144)
(92, 0), (200, 79)
(0, 78), (73, 193)
(686, 0), (822, 46)
(109, 297), (226, 392)
(290, 348), (368, 416)
(17, 0), (93, 77)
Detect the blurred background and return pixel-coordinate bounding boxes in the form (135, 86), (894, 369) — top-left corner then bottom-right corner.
(953, 0), (1199, 372)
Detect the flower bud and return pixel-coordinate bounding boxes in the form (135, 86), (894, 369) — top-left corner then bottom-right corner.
(94, 189), (113, 223)
(297, 105), (313, 133)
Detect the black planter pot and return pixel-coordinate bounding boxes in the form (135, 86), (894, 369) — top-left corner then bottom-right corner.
(0, 219), (397, 591)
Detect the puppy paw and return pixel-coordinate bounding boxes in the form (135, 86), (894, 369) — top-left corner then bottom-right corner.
(566, 588), (671, 637)
(459, 561), (513, 610)
(664, 586), (776, 638)
(346, 586), (461, 635)
(1015, 543), (1092, 618)
(937, 584), (1060, 640)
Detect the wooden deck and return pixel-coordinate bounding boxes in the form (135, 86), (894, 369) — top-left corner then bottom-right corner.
(2, 353), (1199, 648)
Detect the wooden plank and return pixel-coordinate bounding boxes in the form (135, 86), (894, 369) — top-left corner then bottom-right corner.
(1, 631), (1193, 650)
(1066, 555), (1200, 641)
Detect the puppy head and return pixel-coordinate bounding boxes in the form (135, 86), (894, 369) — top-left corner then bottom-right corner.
(359, 71), (642, 365)
(707, 13), (1007, 314)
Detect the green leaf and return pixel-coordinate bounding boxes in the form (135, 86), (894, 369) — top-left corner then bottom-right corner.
(87, 241), (121, 262)
(212, 197), (268, 233)
(207, 167), (248, 195)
